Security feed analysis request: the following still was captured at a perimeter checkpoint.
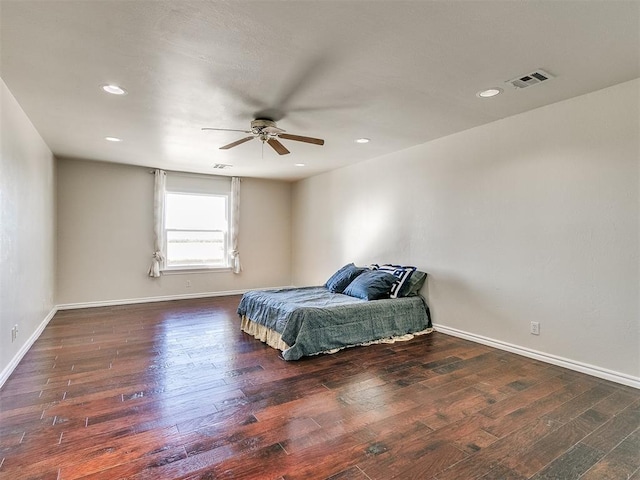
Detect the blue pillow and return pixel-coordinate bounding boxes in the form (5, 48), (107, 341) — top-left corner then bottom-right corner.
(370, 264), (417, 298)
(325, 263), (365, 293)
(343, 270), (398, 300)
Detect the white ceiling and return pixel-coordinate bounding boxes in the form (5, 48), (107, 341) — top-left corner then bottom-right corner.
(1, 1), (638, 181)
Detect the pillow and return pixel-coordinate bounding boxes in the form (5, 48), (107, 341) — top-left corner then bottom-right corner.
(370, 264), (417, 298)
(325, 263), (365, 293)
(404, 270), (427, 296)
(343, 270), (398, 300)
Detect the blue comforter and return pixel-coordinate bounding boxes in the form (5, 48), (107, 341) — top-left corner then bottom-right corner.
(237, 286), (431, 360)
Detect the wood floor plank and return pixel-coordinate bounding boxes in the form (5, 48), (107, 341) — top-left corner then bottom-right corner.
(502, 406), (612, 477)
(579, 427), (640, 480)
(388, 441), (467, 479)
(0, 295), (637, 479)
(529, 442), (604, 480)
(540, 383), (617, 423)
(481, 377), (597, 438)
(478, 463), (528, 480)
(322, 465), (371, 480)
(432, 418), (557, 480)
(581, 399), (640, 452)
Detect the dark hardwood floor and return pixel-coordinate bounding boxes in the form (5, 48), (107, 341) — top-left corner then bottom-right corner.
(0, 296), (638, 480)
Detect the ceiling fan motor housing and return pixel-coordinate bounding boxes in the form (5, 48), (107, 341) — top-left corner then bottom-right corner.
(251, 118), (277, 129)
(251, 118), (283, 137)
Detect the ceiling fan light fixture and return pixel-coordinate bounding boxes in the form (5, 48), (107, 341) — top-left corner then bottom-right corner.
(101, 84), (128, 95)
(355, 138), (370, 144)
(477, 87), (503, 98)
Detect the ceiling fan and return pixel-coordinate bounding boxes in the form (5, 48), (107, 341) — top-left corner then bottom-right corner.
(202, 118), (324, 155)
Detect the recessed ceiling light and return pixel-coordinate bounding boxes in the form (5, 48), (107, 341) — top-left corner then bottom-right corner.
(477, 88), (503, 98)
(101, 84), (127, 95)
(294, 163), (305, 167)
(355, 138), (370, 144)
(105, 136), (122, 142)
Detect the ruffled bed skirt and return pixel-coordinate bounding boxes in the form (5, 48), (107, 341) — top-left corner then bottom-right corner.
(240, 315), (433, 357)
(240, 316), (290, 351)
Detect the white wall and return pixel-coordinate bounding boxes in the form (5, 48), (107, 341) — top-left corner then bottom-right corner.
(292, 79), (640, 383)
(56, 158), (291, 305)
(0, 79), (56, 384)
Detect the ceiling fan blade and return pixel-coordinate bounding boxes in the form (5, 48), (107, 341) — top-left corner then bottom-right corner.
(202, 127), (252, 133)
(267, 138), (290, 155)
(279, 133), (325, 146)
(220, 136), (254, 150)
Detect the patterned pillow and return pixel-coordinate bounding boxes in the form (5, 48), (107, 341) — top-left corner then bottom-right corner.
(370, 264), (417, 298)
(325, 263), (365, 293)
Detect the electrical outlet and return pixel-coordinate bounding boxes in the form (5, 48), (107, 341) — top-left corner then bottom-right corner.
(530, 321), (540, 335)
(11, 325), (18, 342)
(186, 280), (191, 288)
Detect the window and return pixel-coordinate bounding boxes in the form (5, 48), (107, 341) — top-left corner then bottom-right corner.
(161, 173), (232, 271)
(164, 192), (229, 269)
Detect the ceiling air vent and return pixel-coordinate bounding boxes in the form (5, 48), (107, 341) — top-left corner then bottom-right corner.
(506, 69), (554, 89)
(212, 163), (232, 169)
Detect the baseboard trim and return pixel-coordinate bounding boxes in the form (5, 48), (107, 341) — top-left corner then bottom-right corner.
(55, 286), (295, 311)
(434, 324), (639, 390)
(7, 298), (636, 391)
(0, 306), (58, 390)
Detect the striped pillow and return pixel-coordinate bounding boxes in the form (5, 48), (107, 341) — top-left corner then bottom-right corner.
(370, 264), (416, 298)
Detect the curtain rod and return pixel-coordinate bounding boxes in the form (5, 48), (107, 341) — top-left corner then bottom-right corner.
(148, 168), (239, 180)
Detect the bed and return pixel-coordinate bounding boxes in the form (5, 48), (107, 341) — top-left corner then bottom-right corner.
(237, 285), (432, 360)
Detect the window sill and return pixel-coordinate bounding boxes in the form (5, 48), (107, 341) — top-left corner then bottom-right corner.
(161, 266), (232, 275)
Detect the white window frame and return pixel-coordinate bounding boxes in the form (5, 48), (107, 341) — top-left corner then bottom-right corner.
(161, 173), (232, 273)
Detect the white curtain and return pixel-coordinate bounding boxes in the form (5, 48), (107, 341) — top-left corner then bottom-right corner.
(148, 169), (166, 278)
(230, 176), (241, 274)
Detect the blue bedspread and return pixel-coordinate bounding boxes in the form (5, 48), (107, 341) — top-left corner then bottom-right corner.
(237, 286), (431, 360)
